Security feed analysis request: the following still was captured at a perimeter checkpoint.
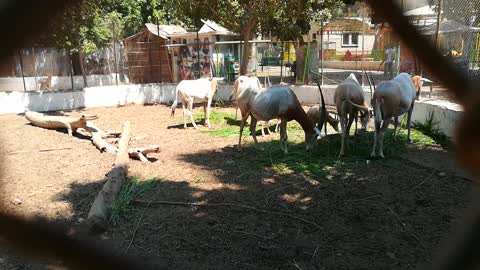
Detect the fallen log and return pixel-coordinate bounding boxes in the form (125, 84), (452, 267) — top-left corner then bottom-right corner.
(87, 121), (130, 233)
(25, 111), (98, 136)
(128, 145), (161, 162)
(86, 122), (118, 154)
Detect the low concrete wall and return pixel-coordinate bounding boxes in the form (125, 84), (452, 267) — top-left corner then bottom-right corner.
(0, 83), (462, 139)
(321, 60), (384, 71)
(0, 74), (128, 91)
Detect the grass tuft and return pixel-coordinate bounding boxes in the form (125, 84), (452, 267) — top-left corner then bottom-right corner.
(110, 177), (159, 225)
(412, 111), (450, 148)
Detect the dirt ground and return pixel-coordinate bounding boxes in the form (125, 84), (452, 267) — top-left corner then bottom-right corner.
(0, 104), (475, 269)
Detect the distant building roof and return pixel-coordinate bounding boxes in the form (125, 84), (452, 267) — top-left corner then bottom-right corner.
(323, 18), (373, 33)
(144, 23), (188, 36)
(199, 19), (237, 35)
(420, 19), (480, 35)
(404, 5), (438, 17)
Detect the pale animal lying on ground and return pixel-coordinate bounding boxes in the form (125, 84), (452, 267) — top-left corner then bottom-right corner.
(306, 106), (340, 135)
(171, 78), (219, 129)
(371, 72), (416, 158)
(230, 76), (280, 137)
(25, 111), (98, 136)
(234, 75), (323, 154)
(334, 73), (371, 156)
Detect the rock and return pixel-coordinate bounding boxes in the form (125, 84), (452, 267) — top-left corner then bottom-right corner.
(10, 198), (22, 205)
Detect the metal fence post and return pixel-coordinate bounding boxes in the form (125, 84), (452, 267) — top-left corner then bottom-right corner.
(18, 50), (27, 91)
(112, 20), (118, 86)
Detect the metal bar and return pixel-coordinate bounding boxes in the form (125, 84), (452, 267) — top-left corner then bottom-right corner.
(33, 47), (38, 90)
(69, 51), (74, 90)
(320, 21), (324, 86)
(157, 18), (163, 83)
(280, 41), (283, 82)
(18, 50), (26, 91)
(113, 20), (118, 86)
(197, 30), (200, 79)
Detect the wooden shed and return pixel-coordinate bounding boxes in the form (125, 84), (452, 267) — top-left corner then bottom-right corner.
(124, 24), (173, 83)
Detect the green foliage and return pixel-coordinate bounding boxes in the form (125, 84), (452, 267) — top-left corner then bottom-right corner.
(110, 177), (159, 225)
(370, 49), (385, 61)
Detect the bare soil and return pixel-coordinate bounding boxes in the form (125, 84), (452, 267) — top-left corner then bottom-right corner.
(0, 104), (474, 270)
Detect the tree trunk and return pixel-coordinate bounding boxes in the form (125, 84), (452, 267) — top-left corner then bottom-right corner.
(78, 50), (88, 88)
(87, 121), (130, 233)
(240, 18), (256, 75)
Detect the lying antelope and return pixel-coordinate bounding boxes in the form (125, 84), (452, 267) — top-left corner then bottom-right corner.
(334, 73), (370, 156)
(234, 75), (322, 154)
(371, 73), (416, 158)
(171, 77), (219, 129)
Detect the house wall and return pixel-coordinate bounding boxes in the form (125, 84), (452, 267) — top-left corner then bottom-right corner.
(324, 33), (376, 54)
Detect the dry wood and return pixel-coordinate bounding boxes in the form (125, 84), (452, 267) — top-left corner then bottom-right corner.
(128, 145), (161, 162)
(86, 121), (118, 154)
(87, 121), (131, 233)
(7, 147), (72, 155)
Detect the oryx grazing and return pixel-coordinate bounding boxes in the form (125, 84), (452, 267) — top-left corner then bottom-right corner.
(334, 73), (371, 157)
(371, 73), (416, 158)
(233, 75), (323, 154)
(170, 77), (219, 129)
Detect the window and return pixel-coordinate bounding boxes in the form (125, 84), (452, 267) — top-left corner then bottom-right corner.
(342, 32), (359, 47)
(312, 33), (317, 40)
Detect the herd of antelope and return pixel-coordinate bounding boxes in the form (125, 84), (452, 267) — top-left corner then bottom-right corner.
(170, 72), (427, 158)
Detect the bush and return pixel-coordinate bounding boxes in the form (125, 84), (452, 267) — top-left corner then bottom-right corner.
(370, 49), (385, 61)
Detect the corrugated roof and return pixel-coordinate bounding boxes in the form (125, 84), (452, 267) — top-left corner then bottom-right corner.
(323, 18), (373, 33)
(404, 5), (438, 17)
(199, 19), (236, 35)
(145, 23), (188, 36)
(420, 20), (480, 35)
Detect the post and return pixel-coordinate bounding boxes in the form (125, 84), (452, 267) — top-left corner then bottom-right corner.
(32, 48), (38, 90)
(320, 21), (324, 86)
(157, 18), (163, 84)
(280, 41), (284, 82)
(18, 50), (27, 91)
(69, 50), (74, 90)
(239, 35), (242, 75)
(112, 20), (119, 86)
(435, 0), (443, 48)
(303, 39), (311, 84)
(197, 30), (200, 79)
(361, 3), (366, 86)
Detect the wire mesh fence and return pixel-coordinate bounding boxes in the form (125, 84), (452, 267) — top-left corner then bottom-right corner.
(0, 0), (479, 96)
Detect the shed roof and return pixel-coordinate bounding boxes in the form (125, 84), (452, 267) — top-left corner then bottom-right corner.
(124, 23), (169, 41)
(403, 5), (438, 17)
(420, 19), (480, 35)
(323, 18), (373, 33)
(145, 23), (188, 36)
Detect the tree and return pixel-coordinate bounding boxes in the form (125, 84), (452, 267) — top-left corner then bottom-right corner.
(173, 0), (282, 75)
(261, 0), (345, 83)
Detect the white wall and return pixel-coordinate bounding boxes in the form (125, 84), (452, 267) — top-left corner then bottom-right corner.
(0, 83), (462, 139)
(0, 73), (128, 91)
(324, 33), (375, 54)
